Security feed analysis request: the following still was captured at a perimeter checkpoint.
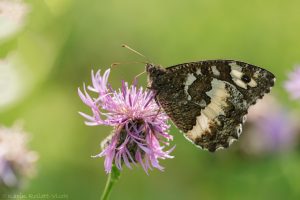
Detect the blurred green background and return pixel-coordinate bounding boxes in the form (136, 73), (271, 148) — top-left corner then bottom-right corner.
(1, 0), (300, 199)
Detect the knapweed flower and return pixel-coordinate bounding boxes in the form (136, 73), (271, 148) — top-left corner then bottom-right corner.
(78, 69), (174, 174)
(0, 123), (38, 188)
(284, 66), (300, 99)
(239, 95), (299, 155)
(0, 0), (29, 40)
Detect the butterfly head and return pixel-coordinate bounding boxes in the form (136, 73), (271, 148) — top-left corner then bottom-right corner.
(145, 63), (166, 89)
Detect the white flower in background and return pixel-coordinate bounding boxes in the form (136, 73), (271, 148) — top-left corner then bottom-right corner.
(0, 0), (29, 40)
(0, 54), (30, 111)
(0, 123), (38, 187)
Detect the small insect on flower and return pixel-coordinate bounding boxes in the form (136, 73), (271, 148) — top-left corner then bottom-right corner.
(78, 69), (174, 174)
(284, 66), (300, 99)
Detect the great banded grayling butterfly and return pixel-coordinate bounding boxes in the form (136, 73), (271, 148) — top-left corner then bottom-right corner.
(146, 60), (275, 152)
(121, 45), (275, 152)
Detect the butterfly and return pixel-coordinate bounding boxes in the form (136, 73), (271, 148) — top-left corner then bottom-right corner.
(146, 60), (275, 152)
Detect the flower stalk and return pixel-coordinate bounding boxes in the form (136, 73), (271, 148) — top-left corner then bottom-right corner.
(101, 165), (121, 200)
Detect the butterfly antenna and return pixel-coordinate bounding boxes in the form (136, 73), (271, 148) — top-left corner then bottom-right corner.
(111, 61), (146, 68)
(122, 44), (152, 63)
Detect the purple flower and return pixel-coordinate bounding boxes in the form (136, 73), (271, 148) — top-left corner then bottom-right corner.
(284, 66), (300, 99)
(78, 69), (174, 174)
(240, 95), (299, 155)
(0, 123), (38, 187)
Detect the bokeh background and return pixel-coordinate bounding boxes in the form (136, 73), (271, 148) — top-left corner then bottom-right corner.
(1, 0), (300, 199)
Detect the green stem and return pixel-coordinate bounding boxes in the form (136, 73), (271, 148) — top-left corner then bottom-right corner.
(101, 165), (121, 200)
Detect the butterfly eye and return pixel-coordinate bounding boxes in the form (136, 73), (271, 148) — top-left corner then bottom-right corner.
(241, 75), (251, 83)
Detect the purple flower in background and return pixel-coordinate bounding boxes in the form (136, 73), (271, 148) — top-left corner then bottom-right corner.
(78, 69), (174, 174)
(0, 123), (38, 187)
(240, 95), (299, 155)
(284, 66), (300, 99)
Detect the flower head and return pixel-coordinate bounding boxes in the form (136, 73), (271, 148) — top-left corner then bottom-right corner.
(0, 0), (29, 40)
(239, 95), (299, 155)
(0, 123), (38, 188)
(78, 69), (174, 174)
(284, 66), (300, 99)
